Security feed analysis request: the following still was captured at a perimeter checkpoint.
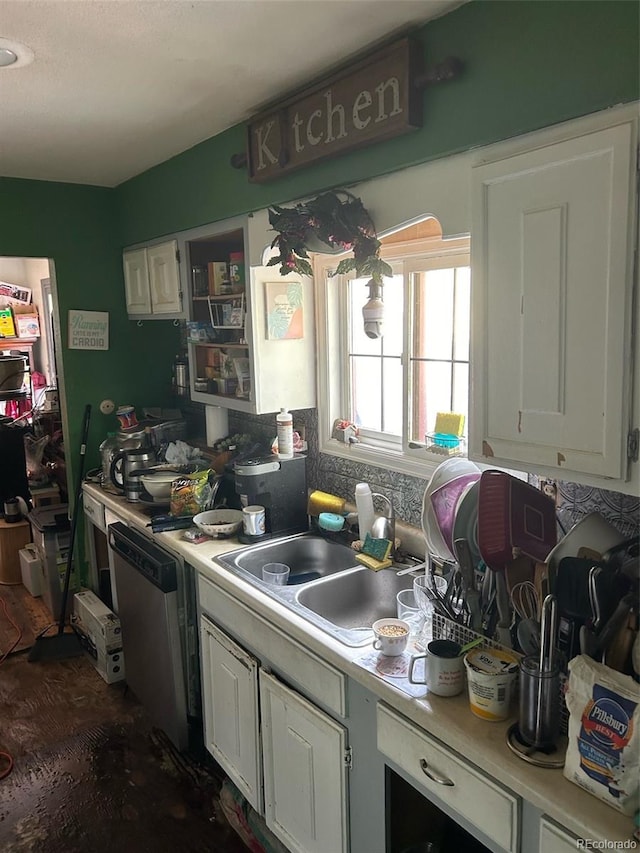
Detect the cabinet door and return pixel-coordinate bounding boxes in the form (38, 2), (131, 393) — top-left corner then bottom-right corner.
(147, 240), (182, 314)
(200, 616), (262, 813)
(260, 670), (349, 853)
(471, 121), (636, 481)
(123, 248), (151, 315)
(538, 816), (578, 853)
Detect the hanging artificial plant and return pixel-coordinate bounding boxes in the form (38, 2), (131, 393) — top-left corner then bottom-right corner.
(267, 189), (392, 282)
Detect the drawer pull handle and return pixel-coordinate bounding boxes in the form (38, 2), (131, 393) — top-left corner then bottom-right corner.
(420, 758), (454, 786)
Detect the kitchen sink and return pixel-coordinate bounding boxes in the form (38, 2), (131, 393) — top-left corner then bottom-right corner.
(295, 568), (414, 631)
(217, 532), (359, 582)
(216, 532), (418, 646)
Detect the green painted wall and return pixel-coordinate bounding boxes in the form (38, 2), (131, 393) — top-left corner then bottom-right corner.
(0, 178), (180, 485)
(116, 0), (639, 244)
(0, 0), (637, 500)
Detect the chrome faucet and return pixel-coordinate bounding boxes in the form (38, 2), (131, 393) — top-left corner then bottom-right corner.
(371, 493), (396, 558)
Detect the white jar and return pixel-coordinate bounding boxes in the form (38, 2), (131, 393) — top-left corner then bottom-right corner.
(276, 407), (294, 458)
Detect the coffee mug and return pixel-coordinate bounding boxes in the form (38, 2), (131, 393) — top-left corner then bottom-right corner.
(408, 639), (464, 696)
(242, 505), (266, 536)
(372, 618), (410, 657)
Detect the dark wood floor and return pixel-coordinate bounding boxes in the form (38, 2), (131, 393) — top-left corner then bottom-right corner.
(0, 590), (250, 853)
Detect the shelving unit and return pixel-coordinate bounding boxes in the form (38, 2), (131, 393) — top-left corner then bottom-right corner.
(0, 338), (36, 416)
(179, 211), (316, 414)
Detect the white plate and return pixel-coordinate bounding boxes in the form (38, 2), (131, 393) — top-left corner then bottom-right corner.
(422, 487), (455, 562)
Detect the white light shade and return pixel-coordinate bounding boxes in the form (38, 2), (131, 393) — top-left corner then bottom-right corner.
(0, 38), (34, 69)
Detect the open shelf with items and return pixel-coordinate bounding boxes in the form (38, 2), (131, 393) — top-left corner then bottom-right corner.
(179, 210), (317, 414)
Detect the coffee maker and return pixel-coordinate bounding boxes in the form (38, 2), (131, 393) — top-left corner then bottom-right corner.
(234, 455), (307, 539)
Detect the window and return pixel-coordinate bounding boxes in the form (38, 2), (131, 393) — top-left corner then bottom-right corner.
(314, 221), (471, 477)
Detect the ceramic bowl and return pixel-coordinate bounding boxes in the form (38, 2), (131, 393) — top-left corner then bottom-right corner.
(193, 509), (244, 538)
(139, 472), (179, 498)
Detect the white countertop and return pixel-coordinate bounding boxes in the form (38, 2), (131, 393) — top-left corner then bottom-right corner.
(84, 482), (636, 846)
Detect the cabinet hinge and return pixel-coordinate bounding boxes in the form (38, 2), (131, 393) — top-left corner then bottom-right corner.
(627, 428), (639, 463)
(344, 746), (353, 770)
(176, 249), (181, 264)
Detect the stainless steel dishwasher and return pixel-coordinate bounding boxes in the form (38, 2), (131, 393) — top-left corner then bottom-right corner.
(108, 522), (201, 752)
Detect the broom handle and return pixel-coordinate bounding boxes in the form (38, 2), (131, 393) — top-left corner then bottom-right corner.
(57, 404), (92, 634)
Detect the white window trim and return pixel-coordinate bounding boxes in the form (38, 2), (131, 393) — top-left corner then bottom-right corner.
(313, 235), (472, 479)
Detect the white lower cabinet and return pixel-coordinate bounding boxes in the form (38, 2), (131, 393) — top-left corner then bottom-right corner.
(538, 816), (579, 853)
(260, 669), (349, 853)
(199, 611), (349, 853)
(377, 703), (520, 853)
(200, 616), (262, 812)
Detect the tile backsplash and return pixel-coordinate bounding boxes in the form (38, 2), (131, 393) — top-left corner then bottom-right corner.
(229, 408), (639, 539)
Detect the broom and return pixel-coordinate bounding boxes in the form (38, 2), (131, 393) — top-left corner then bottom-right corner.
(28, 404), (91, 662)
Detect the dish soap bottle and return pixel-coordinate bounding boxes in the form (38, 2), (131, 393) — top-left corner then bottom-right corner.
(276, 407), (294, 458)
(355, 482), (375, 540)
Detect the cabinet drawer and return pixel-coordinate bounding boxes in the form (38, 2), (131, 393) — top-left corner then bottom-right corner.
(377, 703), (519, 853)
(83, 493), (106, 531)
(539, 817), (578, 853)
(198, 574), (346, 718)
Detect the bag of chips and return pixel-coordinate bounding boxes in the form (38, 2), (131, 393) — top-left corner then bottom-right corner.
(170, 469), (214, 517)
(564, 654), (640, 814)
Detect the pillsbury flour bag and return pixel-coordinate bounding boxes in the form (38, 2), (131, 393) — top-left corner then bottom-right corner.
(564, 655), (640, 815)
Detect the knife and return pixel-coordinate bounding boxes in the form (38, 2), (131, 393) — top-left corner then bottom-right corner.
(494, 571), (513, 648)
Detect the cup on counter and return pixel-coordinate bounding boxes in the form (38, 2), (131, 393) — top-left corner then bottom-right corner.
(396, 589), (424, 640)
(262, 562), (290, 585)
(242, 504), (266, 536)
(372, 618), (410, 657)
(409, 639), (465, 697)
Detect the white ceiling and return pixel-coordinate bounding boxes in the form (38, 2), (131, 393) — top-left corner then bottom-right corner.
(0, 0), (464, 188)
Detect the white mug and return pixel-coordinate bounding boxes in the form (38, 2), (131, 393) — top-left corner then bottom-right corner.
(409, 639), (464, 696)
(372, 618), (410, 657)
(242, 505), (266, 536)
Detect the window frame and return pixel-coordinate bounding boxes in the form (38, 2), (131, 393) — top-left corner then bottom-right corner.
(314, 232), (471, 479)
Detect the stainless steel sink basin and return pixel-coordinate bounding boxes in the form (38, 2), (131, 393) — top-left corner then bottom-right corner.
(216, 532), (419, 646)
(218, 532), (358, 582)
(295, 568), (414, 631)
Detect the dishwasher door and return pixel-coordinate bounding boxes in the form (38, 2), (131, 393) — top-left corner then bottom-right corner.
(108, 522), (188, 750)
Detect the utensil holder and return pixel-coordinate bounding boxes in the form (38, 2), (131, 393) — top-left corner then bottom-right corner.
(518, 656), (560, 749)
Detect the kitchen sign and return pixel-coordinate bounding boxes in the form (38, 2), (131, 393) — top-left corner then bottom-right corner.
(246, 38), (423, 182)
(68, 310), (109, 350)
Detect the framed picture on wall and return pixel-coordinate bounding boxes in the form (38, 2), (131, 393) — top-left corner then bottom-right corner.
(265, 281), (303, 340)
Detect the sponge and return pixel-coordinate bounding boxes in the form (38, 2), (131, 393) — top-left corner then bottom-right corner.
(361, 533), (392, 561)
(434, 412), (465, 437)
(356, 553), (393, 571)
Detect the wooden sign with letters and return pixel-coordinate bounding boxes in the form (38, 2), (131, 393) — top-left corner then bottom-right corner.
(247, 38), (423, 182)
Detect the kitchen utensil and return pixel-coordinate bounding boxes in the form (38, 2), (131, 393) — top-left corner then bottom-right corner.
(110, 446), (157, 501)
(546, 512), (626, 576)
(458, 637), (483, 656)
(193, 508), (243, 538)
(454, 538), (482, 631)
(510, 581), (539, 622)
(519, 654), (560, 750)
(478, 470), (557, 568)
(603, 610), (637, 673)
(494, 571), (513, 647)
(396, 561), (426, 576)
(517, 618), (541, 656)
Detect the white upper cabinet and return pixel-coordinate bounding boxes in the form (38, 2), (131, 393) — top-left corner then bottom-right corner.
(182, 212), (317, 414)
(470, 109), (638, 492)
(123, 238), (183, 318)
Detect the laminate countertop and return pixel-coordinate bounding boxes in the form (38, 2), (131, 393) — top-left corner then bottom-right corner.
(83, 482), (637, 847)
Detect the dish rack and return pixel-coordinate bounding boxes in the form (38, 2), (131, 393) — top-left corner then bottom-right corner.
(425, 433), (467, 457)
(432, 613), (569, 734)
